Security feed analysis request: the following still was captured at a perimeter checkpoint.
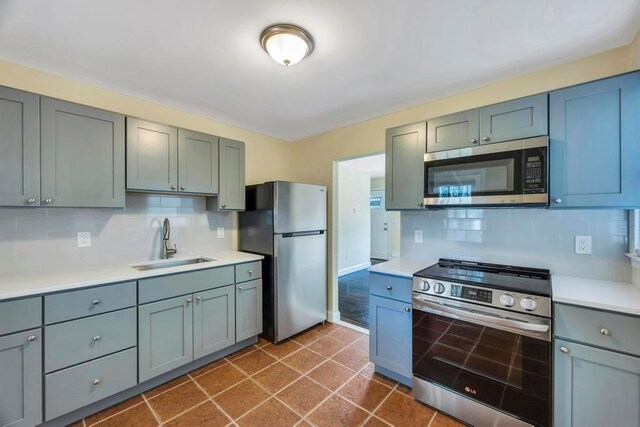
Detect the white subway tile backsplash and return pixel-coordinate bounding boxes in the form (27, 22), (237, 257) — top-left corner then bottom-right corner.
(402, 208), (631, 282)
(0, 194), (233, 275)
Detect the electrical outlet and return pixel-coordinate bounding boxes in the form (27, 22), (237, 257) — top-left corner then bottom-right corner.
(77, 232), (91, 248)
(217, 227), (225, 239)
(575, 235), (592, 254)
(414, 230), (423, 243)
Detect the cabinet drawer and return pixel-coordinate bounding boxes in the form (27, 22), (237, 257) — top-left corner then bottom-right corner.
(555, 304), (640, 356)
(369, 273), (412, 303)
(45, 308), (136, 373)
(235, 261), (262, 283)
(45, 282), (136, 324)
(139, 266), (234, 304)
(0, 297), (41, 336)
(45, 348), (137, 421)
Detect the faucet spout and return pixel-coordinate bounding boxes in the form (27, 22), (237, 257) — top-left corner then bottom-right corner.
(162, 218), (177, 259)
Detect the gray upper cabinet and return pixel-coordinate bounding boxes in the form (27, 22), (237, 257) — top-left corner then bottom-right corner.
(236, 279), (262, 342)
(0, 328), (42, 427)
(126, 118), (178, 193)
(40, 98), (125, 208)
(217, 137), (246, 211)
(0, 87), (40, 207)
(554, 339), (640, 427)
(479, 93), (548, 144)
(385, 122), (426, 210)
(178, 129), (219, 195)
(427, 109), (479, 152)
(193, 285), (235, 359)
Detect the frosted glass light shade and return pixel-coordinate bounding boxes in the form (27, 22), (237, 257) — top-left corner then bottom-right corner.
(261, 24), (313, 66)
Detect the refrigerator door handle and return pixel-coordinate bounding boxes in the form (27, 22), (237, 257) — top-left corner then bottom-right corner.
(281, 230), (325, 238)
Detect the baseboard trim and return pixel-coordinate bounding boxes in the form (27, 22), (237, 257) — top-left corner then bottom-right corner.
(327, 310), (341, 323)
(334, 318), (369, 335)
(338, 262), (371, 277)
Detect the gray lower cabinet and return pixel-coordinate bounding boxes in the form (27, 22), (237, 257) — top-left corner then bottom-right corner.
(138, 295), (193, 383)
(385, 122), (426, 210)
(0, 86), (40, 207)
(217, 137), (246, 211)
(193, 286), (235, 359)
(0, 328), (42, 427)
(178, 129), (219, 195)
(126, 118), (178, 193)
(40, 97), (125, 208)
(236, 279), (263, 341)
(554, 339), (640, 427)
(427, 109), (479, 152)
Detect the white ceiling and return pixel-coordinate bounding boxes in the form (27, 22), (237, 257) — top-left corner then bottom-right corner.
(0, 1), (638, 142)
(341, 154), (386, 178)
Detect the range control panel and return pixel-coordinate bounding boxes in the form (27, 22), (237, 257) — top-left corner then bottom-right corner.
(450, 284), (492, 303)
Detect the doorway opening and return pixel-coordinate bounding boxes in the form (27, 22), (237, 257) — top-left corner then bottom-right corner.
(335, 153), (401, 329)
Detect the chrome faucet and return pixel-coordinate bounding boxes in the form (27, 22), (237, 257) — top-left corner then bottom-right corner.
(162, 218), (177, 259)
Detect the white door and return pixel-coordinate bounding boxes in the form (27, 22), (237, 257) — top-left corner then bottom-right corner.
(370, 190), (389, 260)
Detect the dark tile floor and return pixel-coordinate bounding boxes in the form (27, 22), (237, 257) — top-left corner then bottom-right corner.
(69, 323), (464, 426)
(338, 260), (386, 329)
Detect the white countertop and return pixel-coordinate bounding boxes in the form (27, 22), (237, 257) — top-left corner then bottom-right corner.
(368, 258), (434, 278)
(0, 250), (263, 301)
(552, 275), (640, 316)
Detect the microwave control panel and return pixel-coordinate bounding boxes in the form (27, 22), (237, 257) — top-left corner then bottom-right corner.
(523, 149), (546, 193)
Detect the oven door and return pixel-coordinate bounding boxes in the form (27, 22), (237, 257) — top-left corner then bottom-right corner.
(412, 296), (551, 427)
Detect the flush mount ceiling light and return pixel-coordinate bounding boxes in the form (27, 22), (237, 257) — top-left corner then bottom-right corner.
(260, 24), (314, 66)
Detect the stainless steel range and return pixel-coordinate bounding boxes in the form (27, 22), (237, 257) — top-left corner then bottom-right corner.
(412, 259), (552, 427)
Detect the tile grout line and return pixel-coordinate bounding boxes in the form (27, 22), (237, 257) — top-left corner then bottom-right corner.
(141, 393), (163, 425)
(83, 401), (148, 427)
(361, 382), (398, 426)
(182, 375), (236, 424)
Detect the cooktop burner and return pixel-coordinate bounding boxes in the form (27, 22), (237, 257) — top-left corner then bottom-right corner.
(414, 258), (551, 297)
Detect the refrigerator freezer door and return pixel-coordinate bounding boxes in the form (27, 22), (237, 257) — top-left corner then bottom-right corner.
(275, 182), (327, 233)
(275, 232), (327, 341)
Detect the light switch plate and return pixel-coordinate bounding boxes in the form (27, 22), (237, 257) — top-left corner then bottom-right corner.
(77, 232), (91, 248)
(575, 235), (592, 254)
(217, 227), (225, 239)
(414, 230), (423, 243)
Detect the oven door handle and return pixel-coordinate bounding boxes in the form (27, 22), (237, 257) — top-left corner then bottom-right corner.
(413, 298), (550, 334)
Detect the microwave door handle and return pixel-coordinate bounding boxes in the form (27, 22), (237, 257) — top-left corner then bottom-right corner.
(413, 298), (550, 334)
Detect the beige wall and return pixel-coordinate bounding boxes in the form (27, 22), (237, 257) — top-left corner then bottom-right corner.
(0, 60), (295, 186)
(629, 31), (640, 71)
(293, 44), (636, 314)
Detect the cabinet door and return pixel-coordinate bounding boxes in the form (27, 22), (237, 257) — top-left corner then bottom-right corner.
(178, 129), (219, 195)
(193, 286), (235, 359)
(385, 123), (426, 210)
(549, 73), (640, 208)
(218, 137), (245, 210)
(369, 295), (411, 378)
(0, 329), (42, 427)
(0, 87), (40, 207)
(41, 98), (125, 208)
(236, 279), (262, 342)
(126, 118), (178, 193)
(554, 339), (640, 427)
(427, 109), (479, 152)
(138, 295), (193, 382)
(479, 93), (548, 144)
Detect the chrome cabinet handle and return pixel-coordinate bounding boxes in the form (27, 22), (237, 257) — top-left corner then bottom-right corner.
(43, 198), (53, 204)
(600, 328), (611, 336)
(418, 202), (423, 207)
(180, 185), (186, 190)
(92, 335), (101, 341)
(248, 270), (253, 276)
(92, 299), (101, 305)
(171, 185), (177, 190)
(470, 138), (478, 144)
(92, 379), (101, 385)
(560, 346), (569, 354)
(221, 203), (227, 208)
(186, 298), (192, 305)
(238, 287), (243, 293)
(482, 136), (490, 142)
(26, 197), (37, 204)
(196, 296), (202, 302)
(404, 307), (411, 312)
(386, 286), (393, 291)
(554, 198), (562, 204)
(27, 335), (37, 342)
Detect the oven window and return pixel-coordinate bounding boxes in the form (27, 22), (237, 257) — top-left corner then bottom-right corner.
(413, 310), (550, 426)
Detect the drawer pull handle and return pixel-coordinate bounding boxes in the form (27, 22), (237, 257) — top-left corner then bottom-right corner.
(27, 335), (37, 342)
(404, 307), (411, 312)
(186, 298), (192, 305)
(92, 379), (101, 386)
(92, 335), (101, 341)
(248, 270), (253, 276)
(560, 346), (569, 354)
(196, 296), (202, 302)
(600, 328), (611, 336)
(92, 299), (101, 305)
(386, 286), (393, 291)
(238, 287), (243, 293)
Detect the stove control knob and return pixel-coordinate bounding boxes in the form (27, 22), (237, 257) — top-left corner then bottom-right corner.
(499, 294), (515, 307)
(433, 282), (445, 294)
(520, 298), (537, 311)
(419, 281), (430, 292)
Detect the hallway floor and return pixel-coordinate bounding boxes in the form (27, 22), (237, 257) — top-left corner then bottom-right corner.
(338, 259), (385, 329)
(69, 323), (464, 426)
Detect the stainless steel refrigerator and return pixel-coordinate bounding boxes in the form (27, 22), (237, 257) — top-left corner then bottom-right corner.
(239, 181), (327, 342)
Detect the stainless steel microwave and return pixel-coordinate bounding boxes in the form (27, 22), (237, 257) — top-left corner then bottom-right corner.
(424, 136), (548, 207)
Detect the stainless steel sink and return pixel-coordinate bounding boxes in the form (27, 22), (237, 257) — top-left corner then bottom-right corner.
(132, 257), (215, 272)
